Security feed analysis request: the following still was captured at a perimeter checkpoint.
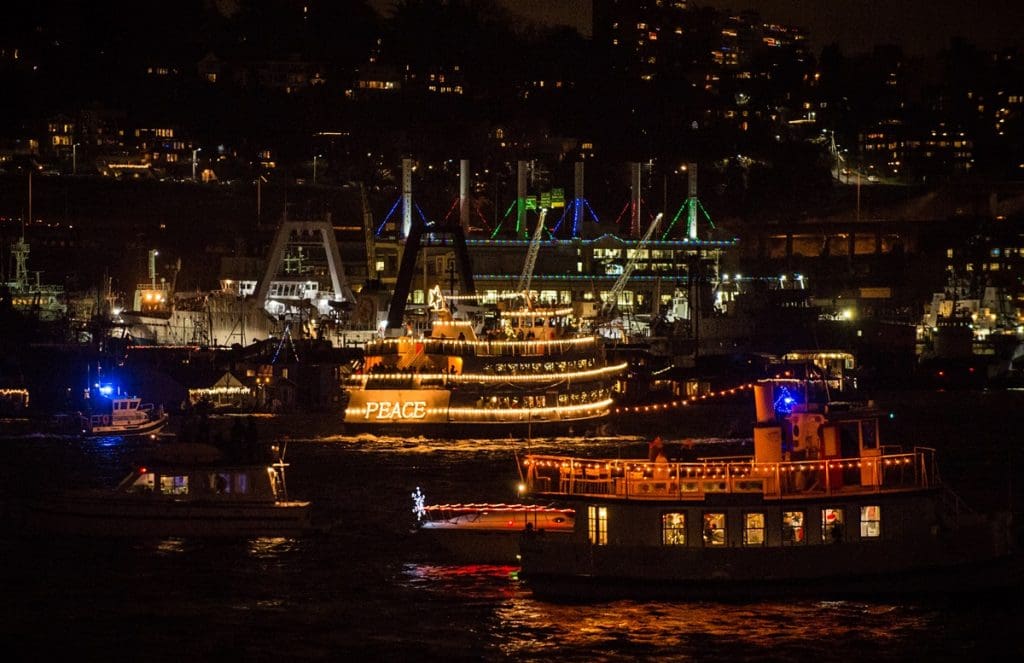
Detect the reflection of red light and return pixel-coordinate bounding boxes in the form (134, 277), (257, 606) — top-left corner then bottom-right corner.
(968, 367), (975, 373)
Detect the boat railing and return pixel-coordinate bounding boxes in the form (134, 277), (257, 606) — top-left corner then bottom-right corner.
(524, 448), (939, 500)
(362, 336), (597, 359)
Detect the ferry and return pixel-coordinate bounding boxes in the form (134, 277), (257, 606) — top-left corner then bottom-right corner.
(343, 288), (627, 435)
(80, 396), (169, 438)
(517, 378), (1022, 599)
(27, 440), (313, 538)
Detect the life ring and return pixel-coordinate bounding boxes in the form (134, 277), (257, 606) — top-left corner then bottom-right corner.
(101, 415), (110, 425)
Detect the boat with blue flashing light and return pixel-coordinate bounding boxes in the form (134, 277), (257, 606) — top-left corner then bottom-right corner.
(79, 395), (169, 438)
(516, 377), (1023, 600)
(26, 440), (313, 538)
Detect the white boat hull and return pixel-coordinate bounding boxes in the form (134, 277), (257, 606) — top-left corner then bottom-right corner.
(85, 414), (169, 438)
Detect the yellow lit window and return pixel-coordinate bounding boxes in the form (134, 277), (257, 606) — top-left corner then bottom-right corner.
(822, 507), (844, 542)
(702, 512), (726, 546)
(860, 505), (881, 538)
(782, 510), (805, 543)
(588, 505), (607, 545)
(743, 512), (765, 545)
(662, 512), (687, 545)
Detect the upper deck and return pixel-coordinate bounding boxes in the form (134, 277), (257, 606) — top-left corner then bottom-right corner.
(523, 447), (940, 502)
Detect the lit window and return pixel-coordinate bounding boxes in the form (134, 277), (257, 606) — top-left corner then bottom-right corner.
(743, 512), (765, 545)
(662, 512), (687, 545)
(702, 512), (726, 546)
(822, 508), (844, 542)
(160, 475), (189, 495)
(860, 505), (881, 538)
(587, 505), (607, 545)
(782, 510), (805, 543)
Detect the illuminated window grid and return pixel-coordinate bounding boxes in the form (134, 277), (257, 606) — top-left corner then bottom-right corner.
(743, 512), (765, 546)
(703, 512), (726, 546)
(588, 505), (608, 545)
(662, 512), (686, 545)
(822, 508), (844, 542)
(860, 505), (881, 538)
(782, 510), (805, 544)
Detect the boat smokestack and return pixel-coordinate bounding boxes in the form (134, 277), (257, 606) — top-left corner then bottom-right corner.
(753, 382), (783, 465)
(754, 383), (774, 423)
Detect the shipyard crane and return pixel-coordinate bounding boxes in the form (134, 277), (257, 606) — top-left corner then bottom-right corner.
(516, 208), (548, 307)
(599, 212), (664, 319)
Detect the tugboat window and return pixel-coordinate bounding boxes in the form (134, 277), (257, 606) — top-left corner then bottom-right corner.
(822, 508), (844, 542)
(662, 512), (687, 545)
(860, 505), (881, 538)
(703, 512), (726, 546)
(743, 512), (765, 546)
(782, 510), (805, 544)
(587, 505), (608, 545)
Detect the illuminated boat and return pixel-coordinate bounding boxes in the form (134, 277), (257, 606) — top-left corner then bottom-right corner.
(80, 395), (169, 438)
(343, 292), (627, 434)
(412, 491), (575, 564)
(28, 441), (313, 538)
(517, 379), (1022, 599)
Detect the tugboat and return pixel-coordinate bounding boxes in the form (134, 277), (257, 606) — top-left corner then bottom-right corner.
(80, 395), (169, 438)
(517, 377), (1022, 599)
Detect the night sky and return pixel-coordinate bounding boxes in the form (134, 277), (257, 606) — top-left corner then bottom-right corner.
(374, 1), (1024, 56)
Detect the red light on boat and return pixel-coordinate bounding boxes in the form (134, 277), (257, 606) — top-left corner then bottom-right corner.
(139, 467), (147, 473)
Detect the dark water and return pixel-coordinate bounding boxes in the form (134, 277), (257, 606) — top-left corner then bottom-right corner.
(2, 389), (1022, 662)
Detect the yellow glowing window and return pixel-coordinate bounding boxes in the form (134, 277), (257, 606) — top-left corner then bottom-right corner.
(662, 512), (687, 545)
(587, 505), (607, 545)
(702, 512), (726, 546)
(822, 507), (844, 542)
(160, 475), (189, 495)
(860, 505), (881, 538)
(782, 510), (805, 543)
(743, 512), (765, 546)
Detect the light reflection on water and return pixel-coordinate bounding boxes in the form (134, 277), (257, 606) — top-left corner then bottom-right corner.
(3, 395), (1023, 660)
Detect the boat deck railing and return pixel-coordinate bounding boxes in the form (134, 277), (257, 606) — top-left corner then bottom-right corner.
(524, 447), (939, 500)
(363, 336), (598, 359)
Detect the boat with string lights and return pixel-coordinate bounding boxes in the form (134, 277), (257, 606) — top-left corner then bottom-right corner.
(410, 487), (575, 564)
(516, 377), (1022, 599)
(342, 288), (627, 435)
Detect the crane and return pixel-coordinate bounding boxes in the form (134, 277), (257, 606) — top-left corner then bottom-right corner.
(516, 208), (548, 305)
(599, 212), (664, 318)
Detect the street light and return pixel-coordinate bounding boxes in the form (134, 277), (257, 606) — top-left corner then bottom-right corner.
(192, 147), (202, 182)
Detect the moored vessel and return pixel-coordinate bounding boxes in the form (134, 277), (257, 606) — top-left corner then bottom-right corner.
(27, 439), (313, 538)
(517, 378), (1022, 599)
(343, 289), (626, 436)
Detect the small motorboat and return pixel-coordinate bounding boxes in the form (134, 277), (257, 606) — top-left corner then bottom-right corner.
(413, 493), (575, 564)
(80, 396), (169, 438)
(27, 440), (313, 538)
